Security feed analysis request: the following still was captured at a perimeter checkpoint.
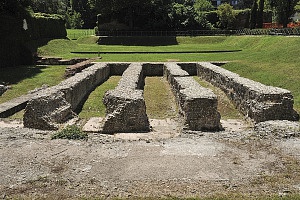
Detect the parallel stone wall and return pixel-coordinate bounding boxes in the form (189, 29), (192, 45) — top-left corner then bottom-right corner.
(102, 63), (150, 134)
(23, 63), (110, 130)
(197, 62), (299, 123)
(164, 63), (222, 131)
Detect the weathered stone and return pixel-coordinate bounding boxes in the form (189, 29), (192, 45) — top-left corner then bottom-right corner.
(36, 57), (88, 65)
(197, 62), (299, 123)
(164, 63), (222, 131)
(24, 90), (75, 130)
(64, 60), (93, 78)
(55, 62), (110, 110)
(102, 63), (150, 134)
(0, 85), (7, 96)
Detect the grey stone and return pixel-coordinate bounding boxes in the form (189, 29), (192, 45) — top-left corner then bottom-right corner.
(164, 63), (222, 131)
(197, 62), (299, 123)
(0, 85), (7, 96)
(23, 89), (75, 130)
(102, 63), (150, 134)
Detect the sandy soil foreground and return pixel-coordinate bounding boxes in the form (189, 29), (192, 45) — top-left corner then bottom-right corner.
(0, 119), (300, 199)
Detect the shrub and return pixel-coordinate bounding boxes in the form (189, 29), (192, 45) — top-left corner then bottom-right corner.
(51, 125), (88, 140)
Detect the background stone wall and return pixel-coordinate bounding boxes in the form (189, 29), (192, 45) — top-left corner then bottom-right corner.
(197, 62), (299, 122)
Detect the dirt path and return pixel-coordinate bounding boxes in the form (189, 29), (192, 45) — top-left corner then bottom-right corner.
(0, 119), (300, 199)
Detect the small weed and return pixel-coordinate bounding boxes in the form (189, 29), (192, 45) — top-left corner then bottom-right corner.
(51, 125), (87, 140)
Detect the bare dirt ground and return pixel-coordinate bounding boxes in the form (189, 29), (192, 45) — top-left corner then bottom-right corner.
(0, 118), (300, 199)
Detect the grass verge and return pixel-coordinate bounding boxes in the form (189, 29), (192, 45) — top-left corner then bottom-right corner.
(78, 76), (121, 119)
(193, 76), (242, 120)
(144, 77), (178, 119)
(0, 65), (66, 104)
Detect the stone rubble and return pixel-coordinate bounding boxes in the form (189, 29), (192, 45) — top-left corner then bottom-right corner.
(2, 62), (298, 131)
(23, 90), (75, 130)
(197, 62), (299, 123)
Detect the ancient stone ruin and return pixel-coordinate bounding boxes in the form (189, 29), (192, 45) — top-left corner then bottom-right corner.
(164, 63), (222, 131)
(0, 62), (298, 132)
(102, 63), (150, 134)
(197, 62), (299, 123)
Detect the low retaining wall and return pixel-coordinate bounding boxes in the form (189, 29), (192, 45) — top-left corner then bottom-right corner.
(23, 63), (110, 130)
(102, 63), (150, 134)
(164, 63), (222, 131)
(197, 62), (299, 123)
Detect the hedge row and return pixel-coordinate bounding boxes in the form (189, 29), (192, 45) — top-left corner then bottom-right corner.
(0, 12), (66, 68)
(27, 13), (67, 40)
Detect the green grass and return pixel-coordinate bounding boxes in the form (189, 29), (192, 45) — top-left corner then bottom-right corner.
(67, 29), (95, 40)
(193, 76), (242, 120)
(79, 76), (121, 118)
(0, 65), (66, 104)
(144, 77), (178, 119)
(51, 125), (87, 140)
(3, 35), (300, 116)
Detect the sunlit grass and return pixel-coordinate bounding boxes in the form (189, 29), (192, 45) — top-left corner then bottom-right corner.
(193, 76), (242, 120)
(9, 35), (300, 114)
(78, 76), (121, 119)
(144, 77), (178, 119)
(0, 65), (66, 104)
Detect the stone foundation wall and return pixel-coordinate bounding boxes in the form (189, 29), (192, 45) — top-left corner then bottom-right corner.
(197, 62), (299, 123)
(102, 63), (150, 134)
(164, 63), (222, 131)
(54, 63), (110, 110)
(23, 63), (110, 130)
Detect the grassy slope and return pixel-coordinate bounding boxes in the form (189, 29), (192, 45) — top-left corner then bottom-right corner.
(39, 35), (299, 112)
(5, 35), (299, 115)
(0, 65), (66, 104)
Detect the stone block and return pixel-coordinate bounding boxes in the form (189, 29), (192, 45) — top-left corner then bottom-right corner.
(102, 63), (150, 134)
(23, 89), (75, 130)
(164, 63), (222, 131)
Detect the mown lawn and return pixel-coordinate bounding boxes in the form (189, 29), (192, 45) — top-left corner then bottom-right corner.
(1, 35), (299, 118)
(38, 35), (300, 113)
(0, 65), (66, 104)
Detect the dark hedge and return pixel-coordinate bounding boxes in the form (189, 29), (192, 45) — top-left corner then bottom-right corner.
(0, 12), (66, 68)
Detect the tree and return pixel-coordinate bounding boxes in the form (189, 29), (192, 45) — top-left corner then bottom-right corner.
(237, 0), (254, 9)
(194, 0), (214, 12)
(257, 0), (264, 28)
(268, 0), (298, 27)
(169, 1), (198, 30)
(250, 0), (258, 29)
(216, 3), (236, 29)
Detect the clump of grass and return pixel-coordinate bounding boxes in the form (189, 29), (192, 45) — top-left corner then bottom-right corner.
(51, 125), (87, 140)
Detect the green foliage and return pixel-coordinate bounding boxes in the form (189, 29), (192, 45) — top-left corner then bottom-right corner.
(194, 0), (214, 12)
(29, 13), (67, 39)
(65, 10), (84, 29)
(250, 1), (258, 29)
(257, 0), (265, 28)
(216, 3), (236, 29)
(51, 125), (87, 140)
(268, 0), (299, 27)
